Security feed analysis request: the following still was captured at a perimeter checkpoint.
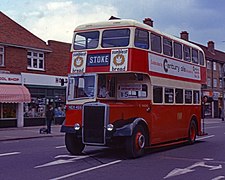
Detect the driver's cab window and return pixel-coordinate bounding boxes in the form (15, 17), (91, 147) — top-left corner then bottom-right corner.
(97, 75), (116, 98)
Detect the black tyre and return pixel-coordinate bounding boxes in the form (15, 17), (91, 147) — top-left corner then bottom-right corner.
(188, 120), (197, 144)
(125, 125), (146, 158)
(65, 133), (85, 155)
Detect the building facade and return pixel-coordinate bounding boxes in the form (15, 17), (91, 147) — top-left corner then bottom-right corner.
(0, 12), (71, 128)
(180, 31), (225, 118)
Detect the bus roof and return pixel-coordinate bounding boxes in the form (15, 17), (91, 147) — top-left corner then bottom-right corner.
(74, 19), (203, 51)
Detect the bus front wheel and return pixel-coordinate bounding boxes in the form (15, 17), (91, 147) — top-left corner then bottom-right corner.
(65, 133), (85, 155)
(125, 124), (146, 158)
(188, 120), (197, 144)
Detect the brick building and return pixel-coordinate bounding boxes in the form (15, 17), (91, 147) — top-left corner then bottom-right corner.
(0, 11), (71, 127)
(180, 31), (225, 118)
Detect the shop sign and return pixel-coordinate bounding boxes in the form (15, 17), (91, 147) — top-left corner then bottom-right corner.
(0, 73), (21, 84)
(22, 73), (67, 87)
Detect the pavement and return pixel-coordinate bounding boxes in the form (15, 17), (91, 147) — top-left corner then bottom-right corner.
(0, 118), (224, 142)
(0, 125), (63, 141)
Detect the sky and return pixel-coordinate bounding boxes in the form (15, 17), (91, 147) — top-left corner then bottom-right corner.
(1, 0), (225, 51)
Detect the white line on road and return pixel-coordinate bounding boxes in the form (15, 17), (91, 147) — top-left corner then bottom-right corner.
(196, 135), (215, 141)
(0, 152), (21, 157)
(50, 160), (122, 180)
(211, 176), (225, 180)
(55, 145), (66, 149)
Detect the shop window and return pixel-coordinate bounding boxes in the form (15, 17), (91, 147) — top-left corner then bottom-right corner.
(27, 50), (44, 70)
(153, 86), (163, 103)
(0, 103), (16, 119)
(0, 46), (4, 66)
(165, 88), (174, 103)
(24, 96), (46, 118)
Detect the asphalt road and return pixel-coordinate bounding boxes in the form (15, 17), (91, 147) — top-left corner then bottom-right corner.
(0, 119), (225, 180)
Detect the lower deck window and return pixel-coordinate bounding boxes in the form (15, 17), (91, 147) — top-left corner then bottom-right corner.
(153, 86), (163, 103)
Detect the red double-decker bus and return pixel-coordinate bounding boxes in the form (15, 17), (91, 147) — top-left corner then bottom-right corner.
(61, 18), (206, 158)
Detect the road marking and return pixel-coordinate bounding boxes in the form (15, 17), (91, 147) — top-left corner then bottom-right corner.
(35, 153), (101, 168)
(196, 135), (215, 141)
(211, 176), (225, 180)
(164, 161), (222, 179)
(0, 152), (20, 157)
(55, 145), (66, 149)
(50, 160), (122, 180)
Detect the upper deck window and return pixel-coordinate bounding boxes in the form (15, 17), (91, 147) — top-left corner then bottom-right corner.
(163, 38), (172, 56)
(192, 48), (198, 64)
(134, 28), (149, 49)
(174, 42), (182, 59)
(102, 29), (130, 48)
(74, 31), (99, 50)
(199, 51), (204, 66)
(150, 33), (162, 53)
(183, 45), (191, 62)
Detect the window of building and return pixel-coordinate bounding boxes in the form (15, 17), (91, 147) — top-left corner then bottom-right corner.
(174, 42), (182, 59)
(134, 28), (149, 49)
(213, 62), (217, 71)
(175, 88), (183, 104)
(183, 45), (191, 62)
(163, 38), (172, 56)
(153, 86), (163, 103)
(213, 78), (217, 88)
(185, 90), (192, 104)
(150, 33), (162, 53)
(102, 29), (130, 48)
(193, 90), (200, 104)
(165, 88), (174, 103)
(192, 48), (198, 64)
(207, 60), (211, 70)
(27, 51), (44, 70)
(220, 79), (222, 89)
(0, 103), (16, 119)
(0, 46), (4, 66)
(207, 77), (211, 87)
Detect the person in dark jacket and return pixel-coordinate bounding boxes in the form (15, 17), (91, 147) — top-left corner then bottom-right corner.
(46, 105), (54, 134)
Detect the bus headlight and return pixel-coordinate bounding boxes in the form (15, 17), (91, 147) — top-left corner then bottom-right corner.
(107, 124), (114, 131)
(74, 123), (80, 131)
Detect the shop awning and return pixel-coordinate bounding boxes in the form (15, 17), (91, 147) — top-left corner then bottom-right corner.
(0, 85), (31, 103)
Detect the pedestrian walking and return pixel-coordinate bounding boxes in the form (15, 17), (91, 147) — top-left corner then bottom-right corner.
(46, 104), (54, 134)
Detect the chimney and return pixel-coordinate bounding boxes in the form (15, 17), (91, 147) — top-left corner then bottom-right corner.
(143, 18), (153, 27)
(180, 31), (189, 41)
(208, 41), (215, 53)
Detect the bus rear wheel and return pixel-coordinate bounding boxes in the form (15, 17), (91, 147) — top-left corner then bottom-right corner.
(65, 133), (85, 155)
(125, 125), (146, 158)
(188, 120), (197, 144)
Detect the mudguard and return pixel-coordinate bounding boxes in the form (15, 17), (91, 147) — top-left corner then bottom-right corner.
(113, 117), (148, 137)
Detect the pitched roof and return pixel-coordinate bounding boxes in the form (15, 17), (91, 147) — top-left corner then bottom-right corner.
(195, 43), (225, 63)
(0, 11), (51, 51)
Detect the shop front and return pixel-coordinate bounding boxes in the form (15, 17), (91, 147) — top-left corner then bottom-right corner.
(0, 73), (31, 128)
(22, 73), (67, 126)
